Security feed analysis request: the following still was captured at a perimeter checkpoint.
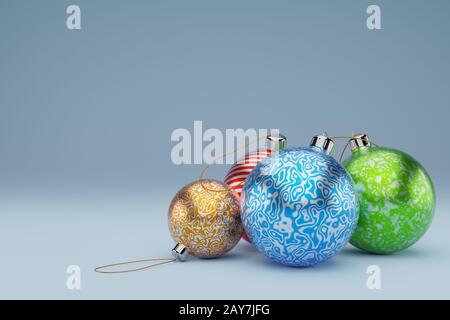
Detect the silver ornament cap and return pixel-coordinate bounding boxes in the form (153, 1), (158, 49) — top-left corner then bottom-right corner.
(349, 133), (371, 151)
(172, 243), (189, 262)
(266, 133), (287, 150)
(310, 134), (334, 155)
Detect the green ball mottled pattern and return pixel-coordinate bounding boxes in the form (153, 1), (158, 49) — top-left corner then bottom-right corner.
(344, 147), (435, 254)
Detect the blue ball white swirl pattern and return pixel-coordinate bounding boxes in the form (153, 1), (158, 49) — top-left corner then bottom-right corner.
(241, 147), (358, 267)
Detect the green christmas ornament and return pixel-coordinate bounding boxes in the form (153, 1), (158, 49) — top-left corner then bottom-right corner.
(343, 134), (435, 254)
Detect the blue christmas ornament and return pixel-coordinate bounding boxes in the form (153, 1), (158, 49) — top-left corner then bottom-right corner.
(241, 135), (358, 267)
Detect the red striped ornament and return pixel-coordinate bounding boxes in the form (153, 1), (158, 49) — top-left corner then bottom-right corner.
(224, 149), (273, 242)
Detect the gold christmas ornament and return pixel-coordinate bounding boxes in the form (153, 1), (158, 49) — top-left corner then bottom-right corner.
(95, 137), (267, 273)
(168, 179), (243, 259)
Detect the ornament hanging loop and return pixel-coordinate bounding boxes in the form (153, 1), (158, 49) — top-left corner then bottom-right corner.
(95, 257), (176, 274)
(329, 134), (379, 162)
(198, 134), (269, 194)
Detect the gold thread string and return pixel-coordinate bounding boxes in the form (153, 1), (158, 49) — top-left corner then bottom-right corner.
(95, 258), (176, 274)
(198, 135), (267, 194)
(328, 135), (379, 162)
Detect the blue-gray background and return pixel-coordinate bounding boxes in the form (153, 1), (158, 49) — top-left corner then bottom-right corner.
(0, 0), (449, 299)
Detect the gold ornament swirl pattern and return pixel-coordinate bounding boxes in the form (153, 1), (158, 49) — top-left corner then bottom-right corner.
(168, 179), (243, 258)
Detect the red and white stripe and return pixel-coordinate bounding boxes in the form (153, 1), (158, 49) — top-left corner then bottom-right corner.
(224, 149), (272, 198)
